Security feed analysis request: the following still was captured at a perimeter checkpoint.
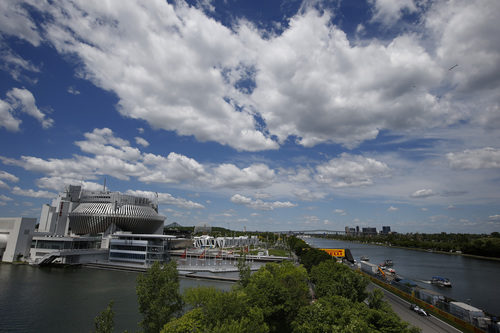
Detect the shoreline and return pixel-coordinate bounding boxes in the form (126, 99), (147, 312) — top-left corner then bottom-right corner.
(320, 237), (500, 262)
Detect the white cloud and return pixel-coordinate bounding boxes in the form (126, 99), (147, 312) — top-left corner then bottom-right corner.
(7, 88), (53, 129)
(0, 88), (53, 131)
(410, 189), (435, 198)
(135, 137), (149, 147)
(369, 0), (418, 26)
(0, 194), (13, 201)
(447, 147), (500, 170)
(0, 180), (10, 189)
(141, 152), (206, 184)
(0, 170), (19, 182)
(292, 188), (327, 201)
(126, 190), (205, 209)
(67, 86), (80, 95)
(315, 153), (390, 187)
(489, 215), (500, 221)
(334, 209), (347, 216)
(421, 207), (428, 211)
(212, 163), (274, 189)
(25, 1), (277, 152)
(387, 206), (398, 212)
(36, 177), (103, 192)
(0, 46), (40, 82)
(0, 98), (22, 131)
(11, 186), (56, 198)
(11, 1), (482, 151)
(0, 1), (42, 46)
(230, 194), (296, 211)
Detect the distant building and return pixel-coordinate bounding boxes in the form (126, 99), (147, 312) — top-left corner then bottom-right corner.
(356, 226), (360, 234)
(0, 217), (36, 262)
(381, 226), (391, 234)
(345, 226), (356, 235)
(362, 227), (377, 236)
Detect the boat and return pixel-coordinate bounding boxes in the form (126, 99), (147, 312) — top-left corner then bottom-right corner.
(431, 276), (452, 287)
(383, 259), (393, 266)
(360, 256), (369, 261)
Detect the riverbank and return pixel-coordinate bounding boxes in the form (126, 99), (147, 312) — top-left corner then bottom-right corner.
(318, 237), (500, 262)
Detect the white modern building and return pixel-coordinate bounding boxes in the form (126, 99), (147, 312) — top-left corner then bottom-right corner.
(0, 217), (36, 262)
(30, 185), (167, 265)
(38, 185), (165, 236)
(109, 233), (176, 265)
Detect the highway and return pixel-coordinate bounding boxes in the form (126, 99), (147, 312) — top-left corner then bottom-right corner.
(368, 284), (462, 333)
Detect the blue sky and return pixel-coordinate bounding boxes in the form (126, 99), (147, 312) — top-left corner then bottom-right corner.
(1, 0), (499, 233)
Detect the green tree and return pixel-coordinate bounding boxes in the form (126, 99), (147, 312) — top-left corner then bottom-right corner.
(237, 254), (251, 287)
(94, 300), (114, 333)
(292, 295), (420, 333)
(136, 261), (183, 333)
(244, 261), (310, 333)
(310, 260), (369, 303)
(162, 287), (268, 333)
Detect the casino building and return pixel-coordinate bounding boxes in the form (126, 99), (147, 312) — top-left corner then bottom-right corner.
(30, 185), (168, 265)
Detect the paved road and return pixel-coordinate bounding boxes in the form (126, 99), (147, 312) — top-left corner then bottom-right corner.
(368, 284), (462, 333)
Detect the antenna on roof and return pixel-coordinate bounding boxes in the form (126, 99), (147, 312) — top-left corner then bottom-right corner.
(103, 177), (106, 192)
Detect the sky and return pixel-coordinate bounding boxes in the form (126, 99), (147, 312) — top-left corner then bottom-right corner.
(0, 0), (499, 233)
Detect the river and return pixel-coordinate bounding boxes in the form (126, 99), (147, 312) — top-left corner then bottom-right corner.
(306, 237), (500, 317)
(0, 264), (233, 333)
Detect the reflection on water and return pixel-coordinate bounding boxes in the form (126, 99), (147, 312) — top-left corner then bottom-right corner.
(0, 264), (233, 333)
(307, 237), (500, 316)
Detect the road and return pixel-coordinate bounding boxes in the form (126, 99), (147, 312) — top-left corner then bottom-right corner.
(368, 284), (462, 333)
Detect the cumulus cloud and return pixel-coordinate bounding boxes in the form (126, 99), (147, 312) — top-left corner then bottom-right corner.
(212, 163), (275, 189)
(334, 209), (347, 215)
(315, 153), (390, 187)
(7, 1), (487, 151)
(0, 194), (13, 201)
(292, 188), (327, 201)
(11, 186), (56, 198)
(0, 1), (42, 46)
(0, 170), (19, 183)
(387, 206), (398, 212)
(36, 177), (103, 192)
(230, 194), (296, 211)
(369, 0), (418, 26)
(126, 190), (205, 209)
(135, 137), (149, 147)
(0, 88), (53, 131)
(410, 189), (435, 198)
(447, 147), (500, 169)
(0, 46), (40, 82)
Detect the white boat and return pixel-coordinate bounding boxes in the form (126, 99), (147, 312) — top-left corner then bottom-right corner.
(431, 276), (452, 287)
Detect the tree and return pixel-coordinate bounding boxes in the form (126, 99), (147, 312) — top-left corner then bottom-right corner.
(237, 254), (251, 287)
(136, 261), (183, 333)
(244, 261), (310, 333)
(309, 260), (369, 303)
(94, 300), (114, 333)
(162, 287), (268, 333)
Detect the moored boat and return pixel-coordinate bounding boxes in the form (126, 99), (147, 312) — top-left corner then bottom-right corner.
(383, 259), (393, 266)
(360, 256), (369, 261)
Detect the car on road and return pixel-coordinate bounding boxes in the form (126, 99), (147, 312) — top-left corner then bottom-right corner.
(410, 304), (430, 316)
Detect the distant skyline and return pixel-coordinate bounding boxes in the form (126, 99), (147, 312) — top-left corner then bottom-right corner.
(1, 0), (499, 233)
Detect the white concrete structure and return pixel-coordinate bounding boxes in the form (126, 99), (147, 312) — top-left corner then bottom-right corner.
(193, 235), (259, 248)
(38, 185), (165, 236)
(0, 217), (36, 262)
(30, 234), (105, 264)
